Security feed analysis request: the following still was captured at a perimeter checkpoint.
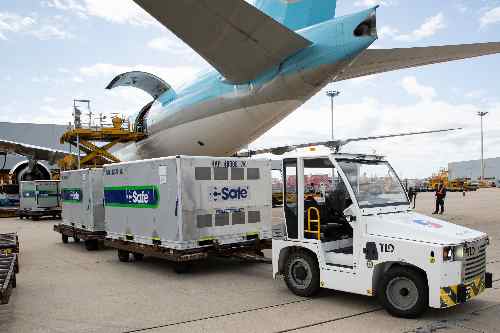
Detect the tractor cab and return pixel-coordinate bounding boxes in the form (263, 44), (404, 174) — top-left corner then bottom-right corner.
(281, 153), (407, 266)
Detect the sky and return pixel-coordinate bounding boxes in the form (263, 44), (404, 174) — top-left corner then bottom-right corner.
(0, 0), (500, 179)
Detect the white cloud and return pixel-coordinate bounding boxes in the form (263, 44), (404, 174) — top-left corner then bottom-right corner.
(455, 3), (468, 14)
(43, 97), (56, 103)
(480, 7), (500, 27)
(465, 89), (486, 99)
(381, 13), (446, 42)
(0, 12), (72, 40)
(79, 63), (200, 88)
(0, 12), (36, 39)
(44, 0), (157, 26)
(147, 36), (191, 54)
(250, 91), (499, 178)
(354, 0), (395, 7)
(43, 0), (87, 13)
(401, 76), (436, 101)
(29, 25), (73, 40)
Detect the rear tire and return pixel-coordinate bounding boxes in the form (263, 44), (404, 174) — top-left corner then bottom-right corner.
(284, 250), (320, 297)
(173, 262), (191, 274)
(85, 239), (99, 251)
(62, 234), (69, 244)
(73, 236), (80, 243)
(118, 250), (129, 262)
(377, 266), (428, 318)
(133, 252), (144, 261)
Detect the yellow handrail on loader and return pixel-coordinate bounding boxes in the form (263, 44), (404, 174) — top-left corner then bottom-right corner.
(305, 207), (321, 240)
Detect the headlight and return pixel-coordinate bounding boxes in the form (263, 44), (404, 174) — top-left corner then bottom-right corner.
(454, 245), (464, 260)
(443, 246), (454, 261)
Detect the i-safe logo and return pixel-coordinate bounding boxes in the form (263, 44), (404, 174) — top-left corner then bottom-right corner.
(104, 186), (159, 208)
(209, 185), (249, 202)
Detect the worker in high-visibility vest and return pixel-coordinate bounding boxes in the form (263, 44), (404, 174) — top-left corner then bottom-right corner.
(432, 183), (447, 215)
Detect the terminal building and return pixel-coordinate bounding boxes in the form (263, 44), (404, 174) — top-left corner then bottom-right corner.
(0, 122), (68, 184)
(448, 157), (500, 186)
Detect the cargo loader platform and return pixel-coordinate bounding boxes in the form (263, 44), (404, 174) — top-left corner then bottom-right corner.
(54, 224), (105, 251)
(104, 237), (272, 273)
(0, 254), (17, 304)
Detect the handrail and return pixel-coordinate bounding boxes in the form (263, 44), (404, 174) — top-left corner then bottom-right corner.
(306, 207), (321, 240)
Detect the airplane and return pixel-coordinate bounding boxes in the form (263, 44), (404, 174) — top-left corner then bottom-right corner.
(2, 0), (500, 180)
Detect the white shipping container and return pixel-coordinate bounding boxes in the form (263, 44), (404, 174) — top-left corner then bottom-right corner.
(61, 169), (105, 232)
(19, 180), (60, 210)
(103, 156), (272, 250)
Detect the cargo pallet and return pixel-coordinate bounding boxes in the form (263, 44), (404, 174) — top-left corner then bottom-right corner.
(0, 208), (18, 218)
(104, 237), (272, 273)
(0, 254), (17, 304)
(53, 224), (105, 251)
(0, 233), (19, 273)
(18, 208), (62, 220)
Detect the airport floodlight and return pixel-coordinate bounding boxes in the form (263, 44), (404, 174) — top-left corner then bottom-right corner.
(326, 90), (341, 141)
(477, 111), (489, 181)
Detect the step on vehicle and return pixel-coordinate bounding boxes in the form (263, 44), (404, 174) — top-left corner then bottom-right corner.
(272, 153), (493, 318)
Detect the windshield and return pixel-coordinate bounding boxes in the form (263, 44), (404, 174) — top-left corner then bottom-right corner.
(338, 159), (408, 208)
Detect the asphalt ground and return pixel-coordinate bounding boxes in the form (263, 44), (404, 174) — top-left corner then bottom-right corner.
(0, 189), (499, 333)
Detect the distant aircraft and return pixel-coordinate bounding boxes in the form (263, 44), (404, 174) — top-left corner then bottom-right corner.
(2, 0), (500, 178)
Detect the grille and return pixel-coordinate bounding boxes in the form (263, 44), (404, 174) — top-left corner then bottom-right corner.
(464, 239), (487, 282)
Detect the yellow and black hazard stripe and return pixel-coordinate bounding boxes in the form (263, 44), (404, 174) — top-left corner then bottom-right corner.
(440, 274), (486, 308)
(440, 285), (459, 308)
(468, 274), (486, 298)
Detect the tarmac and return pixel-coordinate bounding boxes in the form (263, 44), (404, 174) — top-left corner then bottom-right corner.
(0, 189), (499, 333)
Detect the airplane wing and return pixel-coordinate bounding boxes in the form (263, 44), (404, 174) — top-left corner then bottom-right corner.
(248, 128), (461, 155)
(133, 0), (312, 83)
(0, 139), (74, 163)
(335, 42), (500, 81)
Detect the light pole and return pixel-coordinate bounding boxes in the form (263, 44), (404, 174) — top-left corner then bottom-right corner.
(477, 111), (488, 181)
(326, 90), (340, 141)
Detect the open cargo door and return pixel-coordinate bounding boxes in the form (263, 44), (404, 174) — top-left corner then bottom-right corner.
(105, 71), (172, 100)
(106, 71), (176, 134)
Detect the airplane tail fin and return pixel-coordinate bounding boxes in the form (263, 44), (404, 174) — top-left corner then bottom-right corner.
(252, 0), (336, 31)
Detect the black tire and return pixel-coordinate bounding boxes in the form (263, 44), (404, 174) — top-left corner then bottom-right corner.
(62, 234), (69, 244)
(173, 262), (191, 274)
(85, 240), (99, 251)
(377, 267), (428, 318)
(133, 252), (144, 261)
(284, 250), (320, 297)
(73, 236), (80, 243)
(118, 250), (129, 262)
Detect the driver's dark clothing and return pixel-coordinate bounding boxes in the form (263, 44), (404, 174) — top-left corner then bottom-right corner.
(433, 185), (446, 214)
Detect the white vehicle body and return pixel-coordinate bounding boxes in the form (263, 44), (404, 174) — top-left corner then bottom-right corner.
(272, 153), (492, 317)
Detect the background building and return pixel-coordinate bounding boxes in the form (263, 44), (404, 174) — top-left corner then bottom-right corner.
(449, 157), (500, 186)
(0, 122), (68, 183)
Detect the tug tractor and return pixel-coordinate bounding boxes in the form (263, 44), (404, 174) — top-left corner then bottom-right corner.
(272, 153), (493, 318)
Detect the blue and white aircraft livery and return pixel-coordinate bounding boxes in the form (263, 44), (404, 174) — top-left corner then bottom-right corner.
(2, 0), (500, 165)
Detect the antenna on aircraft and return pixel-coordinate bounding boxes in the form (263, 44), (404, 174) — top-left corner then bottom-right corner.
(240, 127), (463, 157)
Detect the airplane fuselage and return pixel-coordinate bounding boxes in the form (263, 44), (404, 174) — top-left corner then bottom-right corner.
(114, 8), (377, 161)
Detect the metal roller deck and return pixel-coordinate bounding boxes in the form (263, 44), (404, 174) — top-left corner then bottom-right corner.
(0, 254), (17, 304)
(0, 233), (19, 273)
